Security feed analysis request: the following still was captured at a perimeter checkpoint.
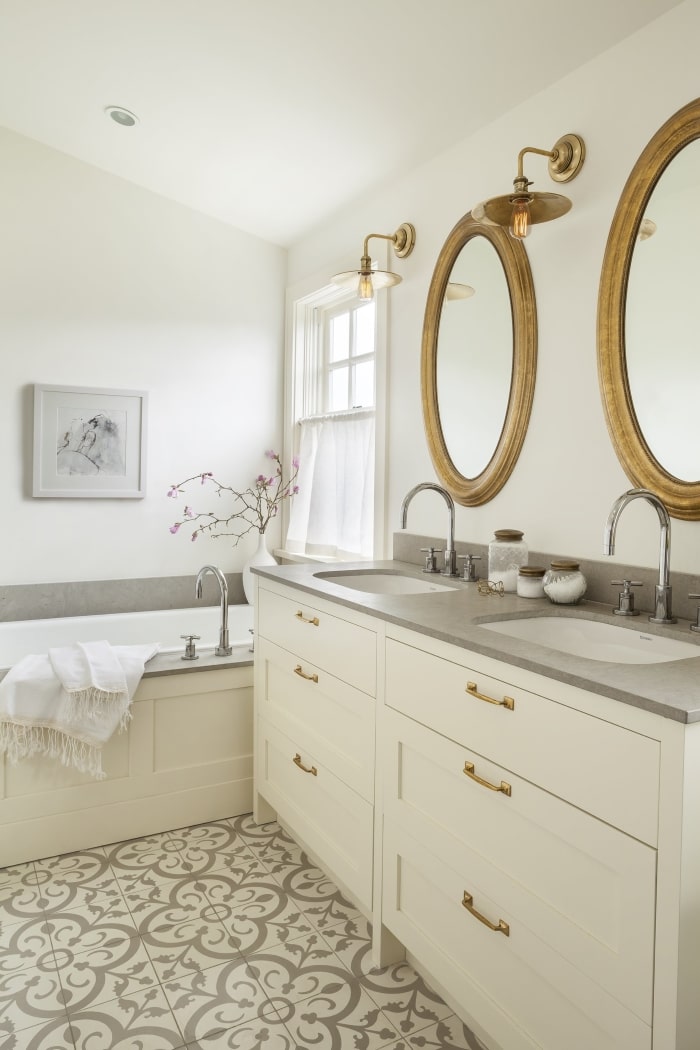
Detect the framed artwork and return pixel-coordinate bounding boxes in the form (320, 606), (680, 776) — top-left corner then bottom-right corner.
(33, 384), (148, 498)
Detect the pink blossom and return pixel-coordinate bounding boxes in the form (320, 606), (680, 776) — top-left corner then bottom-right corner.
(184, 506), (195, 519)
(292, 456), (300, 469)
(200, 472), (213, 484)
(169, 523), (180, 534)
(265, 449), (278, 459)
(293, 485), (300, 494)
(191, 531), (198, 542)
(256, 474), (266, 483)
(167, 486), (179, 498)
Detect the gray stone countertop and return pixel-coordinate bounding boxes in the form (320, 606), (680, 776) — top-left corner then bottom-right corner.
(253, 560), (700, 724)
(143, 645), (253, 677)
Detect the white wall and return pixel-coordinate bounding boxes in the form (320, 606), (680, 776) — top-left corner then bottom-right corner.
(288, 0), (700, 576)
(0, 127), (286, 585)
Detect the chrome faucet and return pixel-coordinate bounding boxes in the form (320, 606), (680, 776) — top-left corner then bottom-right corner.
(603, 488), (676, 624)
(401, 482), (458, 576)
(195, 564), (233, 655)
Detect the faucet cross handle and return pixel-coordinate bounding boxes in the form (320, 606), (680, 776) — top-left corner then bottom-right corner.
(457, 554), (482, 582)
(611, 580), (642, 617)
(420, 547), (442, 574)
(688, 594), (700, 633)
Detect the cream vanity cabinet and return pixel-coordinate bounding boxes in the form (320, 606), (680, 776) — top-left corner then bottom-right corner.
(253, 578), (379, 910)
(381, 623), (700, 1050)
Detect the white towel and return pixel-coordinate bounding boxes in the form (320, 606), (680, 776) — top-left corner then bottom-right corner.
(49, 640), (129, 721)
(0, 642), (159, 780)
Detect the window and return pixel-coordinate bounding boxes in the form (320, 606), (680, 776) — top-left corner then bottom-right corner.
(283, 280), (386, 561)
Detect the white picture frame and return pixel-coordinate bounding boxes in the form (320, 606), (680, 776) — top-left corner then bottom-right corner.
(33, 384), (148, 498)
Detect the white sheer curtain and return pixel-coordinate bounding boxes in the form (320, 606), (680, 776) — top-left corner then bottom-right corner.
(286, 410), (375, 559)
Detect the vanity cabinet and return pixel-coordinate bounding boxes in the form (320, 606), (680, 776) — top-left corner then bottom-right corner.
(254, 580), (378, 910)
(253, 574), (700, 1050)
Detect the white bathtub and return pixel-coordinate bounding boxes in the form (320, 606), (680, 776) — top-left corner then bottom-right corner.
(0, 603), (256, 867)
(0, 604), (254, 666)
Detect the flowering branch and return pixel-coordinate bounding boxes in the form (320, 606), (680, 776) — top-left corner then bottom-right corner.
(167, 451), (299, 545)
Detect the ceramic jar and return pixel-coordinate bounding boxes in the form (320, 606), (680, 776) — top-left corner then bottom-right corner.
(488, 530), (528, 593)
(543, 560), (587, 605)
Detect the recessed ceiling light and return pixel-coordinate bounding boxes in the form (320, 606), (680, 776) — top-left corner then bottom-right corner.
(104, 106), (139, 127)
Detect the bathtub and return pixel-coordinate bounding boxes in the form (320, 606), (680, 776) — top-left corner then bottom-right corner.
(0, 604), (255, 867)
(0, 604), (254, 666)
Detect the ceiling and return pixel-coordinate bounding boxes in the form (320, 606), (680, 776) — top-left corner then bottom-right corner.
(0, 0), (680, 246)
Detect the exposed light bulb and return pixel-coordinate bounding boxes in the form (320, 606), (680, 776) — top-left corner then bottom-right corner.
(510, 197), (531, 239)
(358, 255), (374, 300)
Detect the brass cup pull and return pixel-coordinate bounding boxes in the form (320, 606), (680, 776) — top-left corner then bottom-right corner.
(463, 761), (511, 797)
(294, 665), (319, 683)
(462, 891), (510, 936)
(293, 753), (318, 776)
(466, 681), (515, 711)
(295, 611), (320, 626)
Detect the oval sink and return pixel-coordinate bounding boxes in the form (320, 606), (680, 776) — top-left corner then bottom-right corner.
(480, 616), (700, 664)
(314, 570), (455, 595)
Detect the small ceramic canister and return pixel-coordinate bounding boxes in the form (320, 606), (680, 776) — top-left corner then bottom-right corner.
(517, 565), (546, 599)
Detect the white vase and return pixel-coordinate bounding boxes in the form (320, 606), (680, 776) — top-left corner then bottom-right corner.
(242, 531), (276, 604)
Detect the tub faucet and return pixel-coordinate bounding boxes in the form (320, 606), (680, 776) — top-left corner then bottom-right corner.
(195, 564), (233, 655)
(401, 482), (458, 576)
(603, 488), (676, 624)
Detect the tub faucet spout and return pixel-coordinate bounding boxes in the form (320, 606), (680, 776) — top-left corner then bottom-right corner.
(603, 488), (676, 624)
(400, 482), (458, 576)
(195, 564), (233, 655)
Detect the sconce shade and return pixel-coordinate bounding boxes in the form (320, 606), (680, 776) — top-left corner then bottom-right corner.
(445, 282), (475, 301)
(473, 133), (584, 238)
(331, 222), (415, 300)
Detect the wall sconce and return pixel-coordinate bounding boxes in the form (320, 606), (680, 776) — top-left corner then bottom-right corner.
(331, 223), (416, 300)
(473, 133), (585, 239)
(445, 282), (475, 302)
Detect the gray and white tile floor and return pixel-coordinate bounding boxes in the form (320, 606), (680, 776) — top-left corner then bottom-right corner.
(0, 815), (488, 1050)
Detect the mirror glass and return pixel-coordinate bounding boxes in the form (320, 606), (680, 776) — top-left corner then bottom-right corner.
(422, 212), (537, 506)
(598, 97), (700, 519)
(436, 237), (512, 478)
(625, 139), (700, 481)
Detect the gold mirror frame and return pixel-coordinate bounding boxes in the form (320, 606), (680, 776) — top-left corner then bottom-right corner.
(421, 211), (537, 506)
(598, 97), (700, 520)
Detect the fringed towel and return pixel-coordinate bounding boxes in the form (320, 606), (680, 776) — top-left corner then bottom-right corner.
(0, 641), (159, 779)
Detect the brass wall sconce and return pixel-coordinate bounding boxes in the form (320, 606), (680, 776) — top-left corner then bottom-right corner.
(473, 133), (585, 239)
(331, 222), (416, 300)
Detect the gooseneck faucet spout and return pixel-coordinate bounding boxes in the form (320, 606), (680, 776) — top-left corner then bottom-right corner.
(195, 564), (233, 655)
(603, 488), (676, 624)
(401, 482), (458, 576)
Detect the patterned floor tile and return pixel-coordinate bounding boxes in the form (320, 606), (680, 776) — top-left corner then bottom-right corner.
(359, 963), (453, 1036)
(162, 957), (273, 1043)
(385, 1013), (490, 1050)
(322, 915), (375, 976)
(42, 895), (138, 956)
(272, 864), (362, 931)
(66, 984), (185, 1049)
(273, 978), (403, 1050)
(0, 915), (54, 976)
(57, 936), (158, 1013)
(169, 823), (259, 876)
(184, 1014), (296, 1050)
(245, 928), (353, 1006)
(206, 878), (316, 955)
(122, 877), (214, 934)
(0, 866), (37, 893)
(0, 875), (46, 924)
(0, 1013), (74, 1050)
(32, 850), (122, 916)
(142, 914), (240, 982)
(0, 961), (66, 1040)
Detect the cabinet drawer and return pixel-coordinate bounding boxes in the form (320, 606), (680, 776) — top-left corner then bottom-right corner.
(257, 638), (375, 802)
(382, 706), (656, 1025)
(383, 823), (651, 1050)
(385, 637), (660, 845)
(258, 586), (377, 696)
(256, 718), (373, 911)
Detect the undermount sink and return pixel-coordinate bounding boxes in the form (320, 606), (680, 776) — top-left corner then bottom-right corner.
(314, 569), (455, 596)
(480, 615), (700, 664)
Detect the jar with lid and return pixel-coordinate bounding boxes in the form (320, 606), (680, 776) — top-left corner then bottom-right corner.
(488, 530), (528, 593)
(543, 560), (587, 605)
(517, 565), (546, 599)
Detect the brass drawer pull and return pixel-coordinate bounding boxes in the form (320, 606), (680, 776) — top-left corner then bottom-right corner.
(466, 681), (514, 711)
(462, 891), (510, 936)
(293, 753), (318, 776)
(463, 761), (511, 797)
(295, 611), (320, 626)
(294, 664), (318, 683)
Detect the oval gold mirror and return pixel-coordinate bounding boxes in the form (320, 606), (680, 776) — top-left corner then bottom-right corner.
(421, 211), (537, 505)
(598, 97), (700, 520)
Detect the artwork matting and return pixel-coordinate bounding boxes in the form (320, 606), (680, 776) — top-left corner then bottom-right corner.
(33, 384), (148, 498)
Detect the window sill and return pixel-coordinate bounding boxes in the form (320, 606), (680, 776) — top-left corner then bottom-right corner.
(272, 549), (371, 566)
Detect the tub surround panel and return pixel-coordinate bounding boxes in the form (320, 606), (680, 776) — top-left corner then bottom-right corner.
(0, 573), (245, 622)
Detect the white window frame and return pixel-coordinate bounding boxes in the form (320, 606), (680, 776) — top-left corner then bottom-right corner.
(279, 262), (389, 562)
